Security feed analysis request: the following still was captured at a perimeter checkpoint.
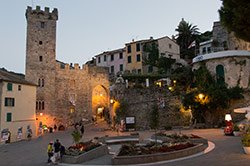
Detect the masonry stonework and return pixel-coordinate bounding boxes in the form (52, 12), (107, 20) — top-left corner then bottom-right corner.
(25, 6), (110, 127)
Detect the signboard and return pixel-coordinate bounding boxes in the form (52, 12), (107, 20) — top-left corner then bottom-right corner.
(125, 116), (136, 131)
(125, 117), (135, 124)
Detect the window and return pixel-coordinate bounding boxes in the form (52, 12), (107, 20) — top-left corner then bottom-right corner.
(18, 85), (21, 91)
(138, 69), (141, 74)
(6, 113), (12, 122)
(111, 54), (114, 61)
(39, 56), (43, 62)
(38, 78), (44, 87)
(7, 83), (13, 91)
(216, 65), (225, 85)
(119, 53), (123, 59)
(98, 57), (101, 63)
(169, 44), (172, 49)
(148, 66), (153, 73)
(41, 22), (45, 28)
(207, 47), (211, 53)
(119, 64), (123, 71)
(136, 43), (140, 52)
(127, 56), (132, 63)
(127, 45), (131, 53)
(36, 101), (45, 110)
(5, 98), (15, 107)
(202, 47), (206, 54)
(104, 55), (107, 62)
(110, 66), (114, 73)
(136, 54), (141, 62)
(39, 41), (43, 45)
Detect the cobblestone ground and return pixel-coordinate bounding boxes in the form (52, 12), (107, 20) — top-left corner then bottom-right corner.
(0, 122), (250, 166)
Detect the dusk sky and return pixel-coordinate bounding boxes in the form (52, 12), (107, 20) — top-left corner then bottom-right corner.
(0, 0), (222, 74)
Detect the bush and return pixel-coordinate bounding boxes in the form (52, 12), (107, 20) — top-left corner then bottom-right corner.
(242, 133), (250, 147)
(233, 124), (240, 131)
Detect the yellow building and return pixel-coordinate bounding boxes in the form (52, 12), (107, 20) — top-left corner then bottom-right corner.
(125, 36), (180, 74)
(125, 39), (151, 74)
(0, 69), (37, 143)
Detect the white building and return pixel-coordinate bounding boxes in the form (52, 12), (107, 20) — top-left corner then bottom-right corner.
(95, 48), (125, 75)
(0, 69), (37, 143)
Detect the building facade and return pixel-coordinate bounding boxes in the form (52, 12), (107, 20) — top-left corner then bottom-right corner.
(0, 69), (36, 143)
(125, 36), (180, 74)
(193, 50), (250, 89)
(95, 48), (125, 75)
(25, 6), (110, 127)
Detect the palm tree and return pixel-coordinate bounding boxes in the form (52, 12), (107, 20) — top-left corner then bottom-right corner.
(175, 18), (200, 59)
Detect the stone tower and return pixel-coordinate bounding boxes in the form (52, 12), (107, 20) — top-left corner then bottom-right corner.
(25, 6), (58, 120)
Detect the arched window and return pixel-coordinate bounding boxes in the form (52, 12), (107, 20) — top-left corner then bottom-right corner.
(41, 79), (44, 87)
(38, 79), (41, 87)
(216, 65), (225, 85)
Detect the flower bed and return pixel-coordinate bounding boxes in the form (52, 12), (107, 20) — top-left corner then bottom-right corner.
(62, 140), (109, 164)
(112, 133), (208, 165)
(65, 141), (101, 156)
(118, 142), (195, 156)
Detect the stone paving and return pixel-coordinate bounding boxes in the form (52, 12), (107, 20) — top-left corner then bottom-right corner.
(0, 122), (250, 166)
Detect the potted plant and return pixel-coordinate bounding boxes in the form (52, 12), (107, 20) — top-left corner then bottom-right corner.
(233, 124), (242, 136)
(242, 133), (250, 154)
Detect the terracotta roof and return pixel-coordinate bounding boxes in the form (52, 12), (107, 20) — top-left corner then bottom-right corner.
(0, 68), (36, 86)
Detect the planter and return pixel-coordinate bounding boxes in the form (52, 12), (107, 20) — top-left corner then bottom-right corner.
(233, 131), (242, 136)
(62, 144), (109, 164)
(243, 147), (250, 154)
(112, 143), (208, 165)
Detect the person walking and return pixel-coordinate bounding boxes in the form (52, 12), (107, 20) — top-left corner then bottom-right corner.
(80, 125), (85, 136)
(47, 141), (53, 163)
(53, 139), (61, 164)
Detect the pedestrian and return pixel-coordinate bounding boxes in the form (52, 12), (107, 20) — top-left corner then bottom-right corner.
(54, 124), (57, 131)
(60, 145), (65, 160)
(47, 141), (53, 163)
(80, 125), (85, 136)
(53, 139), (61, 164)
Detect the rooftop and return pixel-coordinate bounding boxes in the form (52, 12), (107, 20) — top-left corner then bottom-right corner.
(192, 50), (250, 63)
(0, 68), (36, 86)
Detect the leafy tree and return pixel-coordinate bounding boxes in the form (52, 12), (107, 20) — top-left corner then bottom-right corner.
(175, 18), (200, 59)
(143, 42), (176, 74)
(71, 130), (82, 145)
(115, 100), (128, 124)
(219, 0), (250, 42)
(182, 65), (244, 125)
(149, 104), (159, 144)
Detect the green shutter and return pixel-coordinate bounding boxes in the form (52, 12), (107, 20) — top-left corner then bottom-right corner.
(7, 83), (13, 91)
(216, 65), (225, 85)
(6, 113), (12, 122)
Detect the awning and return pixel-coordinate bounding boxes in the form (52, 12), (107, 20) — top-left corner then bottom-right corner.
(234, 106), (250, 113)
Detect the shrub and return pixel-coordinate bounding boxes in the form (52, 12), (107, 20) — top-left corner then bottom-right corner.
(233, 124), (240, 131)
(242, 133), (250, 147)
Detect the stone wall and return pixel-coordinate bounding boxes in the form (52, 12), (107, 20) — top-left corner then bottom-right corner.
(193, 56), (250, 88)
(111, 84), (189, 130)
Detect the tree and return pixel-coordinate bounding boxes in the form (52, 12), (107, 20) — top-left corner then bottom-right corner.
(143, 42), (176, 74)
(149, 104), (159, 144)
(219, 0), (250, 42)
(175, 18), (200, 59)
(71, 130), (82, 145)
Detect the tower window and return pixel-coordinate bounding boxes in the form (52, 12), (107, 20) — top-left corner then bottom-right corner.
(39, 41), (43, 45)
(39, 56), (43, 62)
(41, 22), (45, 28)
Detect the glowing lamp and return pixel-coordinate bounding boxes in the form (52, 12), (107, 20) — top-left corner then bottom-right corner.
(39, 113), (43, 116)
(225, 114), (232, 121)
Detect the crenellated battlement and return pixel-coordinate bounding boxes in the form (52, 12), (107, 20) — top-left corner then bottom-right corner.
(55, 61), (109, 74)
(26, 6), (58, 20)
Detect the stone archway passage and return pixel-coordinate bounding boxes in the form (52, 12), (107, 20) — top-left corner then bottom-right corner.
(92, 85), (109, 123)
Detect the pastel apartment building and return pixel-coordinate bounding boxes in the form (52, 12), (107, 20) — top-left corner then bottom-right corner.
(0, 69), (37, 143)
(95, 48), (125, 75)
(125, 36), (180, 74)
